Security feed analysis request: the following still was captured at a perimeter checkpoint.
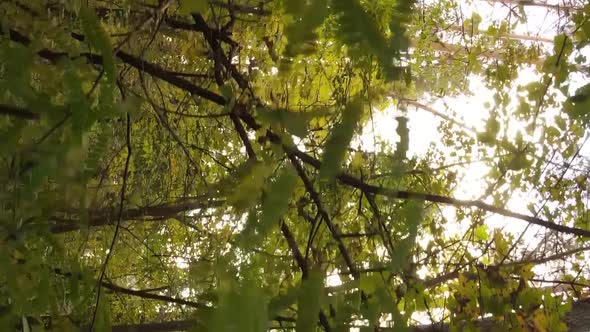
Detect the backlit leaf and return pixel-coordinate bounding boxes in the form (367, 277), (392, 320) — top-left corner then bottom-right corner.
(296, 270), (324, 332)
(257, 164), (298, 237)
(227, 160), (273, 211)
(391, 201), (422, 272)
(283, 0), (329, 57)
(210, 280), (268, 332)
(474, 224), (490, 241)
(95, 295), (111, 332)
(79, 6), (115, 109)
(257, 108), (316, 138)
(320, 100), (363, 180)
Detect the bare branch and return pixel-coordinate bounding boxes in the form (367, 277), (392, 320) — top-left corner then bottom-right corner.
(50, 198), (224, 233)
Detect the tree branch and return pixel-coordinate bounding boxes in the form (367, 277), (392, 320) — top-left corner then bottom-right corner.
(210, 0), (271, 16)
(230, 113), (256, 159)
(90, 113), (132, 330)
(164, 17), (237, 47)
(286, 154), (359, 280)
(0, 103), (40, 120)
(280, 221), (332, 332)
(280, 142), (590, 238)
(50, 198), (224, 233)
(9, 27), (590, 238)
(101, 281), (209, 308)
(510, 246), (590, 267)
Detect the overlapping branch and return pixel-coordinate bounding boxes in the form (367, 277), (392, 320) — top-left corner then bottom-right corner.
(5, 27), (590, 238)
(50, 198), (225, 233)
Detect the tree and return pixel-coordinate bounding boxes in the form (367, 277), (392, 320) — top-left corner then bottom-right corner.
(0, 0), (589, 331)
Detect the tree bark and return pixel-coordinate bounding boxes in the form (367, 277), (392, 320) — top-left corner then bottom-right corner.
(50, 198), (224, 233)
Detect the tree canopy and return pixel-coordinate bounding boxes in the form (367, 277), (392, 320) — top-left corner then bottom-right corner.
(1, 0), (590, 331)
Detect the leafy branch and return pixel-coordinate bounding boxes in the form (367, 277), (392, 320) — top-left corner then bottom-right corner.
(7, 27), (590, 238)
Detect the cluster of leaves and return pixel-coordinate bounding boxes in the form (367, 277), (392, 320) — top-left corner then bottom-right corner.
(0, 0), (589, 332)
(282, 0), (414, 81)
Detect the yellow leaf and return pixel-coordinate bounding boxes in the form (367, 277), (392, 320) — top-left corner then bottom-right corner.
(532, 311), (548, 332)
(351, 152), (364, 171)
(494, 229), (509, 260)
(520, 263), (535, 280)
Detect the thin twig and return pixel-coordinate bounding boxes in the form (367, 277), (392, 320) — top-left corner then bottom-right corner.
(89, 113), (132, 330)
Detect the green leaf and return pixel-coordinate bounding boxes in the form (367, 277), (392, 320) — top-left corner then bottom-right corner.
(257, 108), (315, 138)
(320, 100), (363, 180)
(391, 201), (422, 272)
(553, 34), (572, 55)
(257, 164), (298, 237)
(283, 0), (329, 57)
(296, 270), (324, 332)
(493, 230), (509, 261)
(506, 152), (529, 171)
(95, 295), (111, 332)
(517, 288), (542, 313)
(391, 308), (409, 332)
(237, 162), (297, 246)
(1, 44), (34, 100)
(404, 200), (423, 239)
(485, 116), (501, 136)
(118, 95), (143, 120)
(268, 285), (299, 317)
(79, 6), (115, 108)
(555, 115), (566, 130)
(565, 83), (590, 123)
(220, 84), (234, 100)
(331, 0), (414, 80)
(226, 160), (272, 211)
(210, 280), (268, 332)
(360, 273), (381, 294)
(477, 115), (500, 145)
(283, 116), (309, 137)
(474, 224), (490, 241)
(361, 296), (380, 325)
(179, 0), (208, 14)
(63, 62), (92, 138)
